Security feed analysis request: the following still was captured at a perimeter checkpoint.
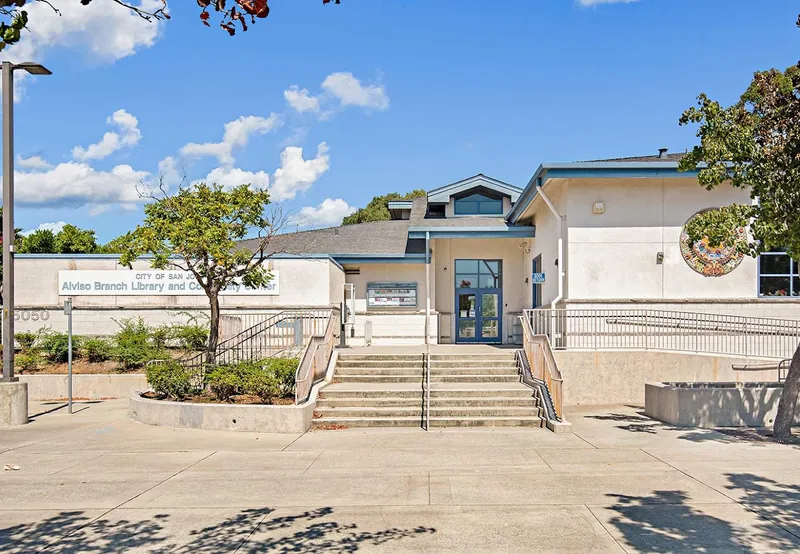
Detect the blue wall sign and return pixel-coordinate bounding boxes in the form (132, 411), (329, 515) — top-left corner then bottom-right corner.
(531, 272), (546, 284)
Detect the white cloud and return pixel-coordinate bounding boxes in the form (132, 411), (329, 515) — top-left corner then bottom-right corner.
(72, 109), (142, 161)
(181, 114), (282, 165)
(15, 162), (147, 207)
(20, 221), (67, 237)
(322, 72), (389, 111)
(5, 0), (164, 86)
(157, 156), (183, 188)
(271, 142), (330, 201)
(284, 86), (320, 114)
(201, 166), (271, 191)
(291, 198), (356, 228)
(577, 0), (638, 5)
(17, 155), (52, 170)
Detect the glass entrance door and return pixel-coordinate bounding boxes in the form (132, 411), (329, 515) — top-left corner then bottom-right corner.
(455, 260), (502, 343)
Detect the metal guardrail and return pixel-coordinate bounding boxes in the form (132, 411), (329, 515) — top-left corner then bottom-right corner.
(731, 358), (793, 382)
(520, 315), (564, 421)
(424, 345), (431, 431)
(525, 309), (800, 359)
(295, 310), (339, 404)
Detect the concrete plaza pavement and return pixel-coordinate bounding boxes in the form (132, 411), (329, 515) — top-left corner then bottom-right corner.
(1, 400), (799, 552)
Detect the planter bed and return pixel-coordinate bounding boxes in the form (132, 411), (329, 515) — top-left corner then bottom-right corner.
(129, 392), (315, 433)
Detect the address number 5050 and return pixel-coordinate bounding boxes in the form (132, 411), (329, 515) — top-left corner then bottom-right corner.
(13, 310), (50, 322)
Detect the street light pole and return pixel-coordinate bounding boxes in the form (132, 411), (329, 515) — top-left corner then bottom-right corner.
(1, 61), (51, 383)
(2, 61), (16, 383)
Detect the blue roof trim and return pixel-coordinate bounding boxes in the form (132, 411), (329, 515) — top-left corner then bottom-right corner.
(408, 226), (535, 239)
(334, 254), (428, 265)
(506, 162), (701, 224)
(387, 201), (413, 210)
(16, 253), (345, 271)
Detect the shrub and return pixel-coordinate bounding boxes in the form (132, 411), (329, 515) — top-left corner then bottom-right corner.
(83, 338), (113, 363)
(39, 331), (80, 363)
(146, 361), (195, 400)
(114, 318), (163, 370)
(268, 357), (299, 397)
(14, 332), (38, 351)
(150, 325), (171, 350)
(15, 351), (40, 372)
(206, 365), (244, 402)
(171, 324), (208, 351)
(244, 367), (281, 403)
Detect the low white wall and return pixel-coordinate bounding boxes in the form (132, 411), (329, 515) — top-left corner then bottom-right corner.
(645, 382), (800, 428)
(129, 393), (315, 434)
(348, 313), (438, 346)
(555, 350), (782, 406)
(20, 374), (149, 400)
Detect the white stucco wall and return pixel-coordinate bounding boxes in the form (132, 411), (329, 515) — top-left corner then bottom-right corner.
(566, 177), (757, 300)
(432, 238), (527, 343)
(13, 256), (344, 334)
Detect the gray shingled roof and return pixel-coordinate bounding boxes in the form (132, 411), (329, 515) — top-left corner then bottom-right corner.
(409, 197), (509, 228)
(579, 152), (688, 163)
(240, 218), (413, 256)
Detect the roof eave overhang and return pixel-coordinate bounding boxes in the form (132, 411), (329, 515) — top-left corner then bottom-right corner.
(506, 162), (702, 224)
(408, 226), (535, 239)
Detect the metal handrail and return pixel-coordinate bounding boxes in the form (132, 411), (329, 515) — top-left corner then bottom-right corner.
(731, 358), (793, 382)
(520, 315), (564, 421)
(525, 308), (800, 359)
(779, 358), (792, 382)
(424, 344), (431, 431)
(295, 310), (339, 404)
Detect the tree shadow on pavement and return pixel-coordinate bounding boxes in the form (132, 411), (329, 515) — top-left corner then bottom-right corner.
(0, 506), (436, 553)
(605, 474), (800, 553)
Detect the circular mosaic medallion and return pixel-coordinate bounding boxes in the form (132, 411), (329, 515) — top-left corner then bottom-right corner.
(680, 209), (745, 277)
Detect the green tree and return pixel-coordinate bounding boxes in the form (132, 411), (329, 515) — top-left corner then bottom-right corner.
(118, 182), (278, 362)
(679, 61), (800, 442)
(0, 1), (342, 52)
(342, 190), (426, 226)
(54, 224), (98, 254)
(98, 235), (129, 254)
(18, 229), (56, 253)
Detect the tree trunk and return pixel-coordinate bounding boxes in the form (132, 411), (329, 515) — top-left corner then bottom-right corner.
(773, 341), (800, 443)
(206, 291), (221, 365)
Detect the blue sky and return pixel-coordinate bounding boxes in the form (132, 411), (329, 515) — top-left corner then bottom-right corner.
(6, 0), (799, 242)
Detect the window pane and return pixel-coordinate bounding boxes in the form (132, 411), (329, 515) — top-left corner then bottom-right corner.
(457, 275), (478, 288)
(479, 274), (500, 288)
(481, 293), (499, 317)
(760, 254), (791, 275)
(481, 320), (499, 339)
(455, 201), (478, 214)
(458, 320), (476, 339)
(794, 278), (800, 296)
(455, 260), (479, 273)
(794, 261), (800, 276)
(459, 194), (486, 202)
(458, 293), (475, 316)
(481, 260), (500, 274)
(760, 276), (791, 297)
(478, 200), (503, 214)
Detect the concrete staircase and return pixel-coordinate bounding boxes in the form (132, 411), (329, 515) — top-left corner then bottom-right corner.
(312, 351), (543, 429)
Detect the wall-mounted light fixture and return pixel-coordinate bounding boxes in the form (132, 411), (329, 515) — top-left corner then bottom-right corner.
(656, 252), (664, 265)
(592, 201), (605, 214)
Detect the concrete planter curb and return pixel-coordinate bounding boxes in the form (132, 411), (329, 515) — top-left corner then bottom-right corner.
(20, 374), (149, 400)
(129, 351), (340, 434)
(645, 381), (800, 428)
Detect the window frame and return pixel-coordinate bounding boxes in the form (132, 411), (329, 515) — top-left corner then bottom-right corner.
(453, 192), (504, 216)
(757, 251), (799, 298)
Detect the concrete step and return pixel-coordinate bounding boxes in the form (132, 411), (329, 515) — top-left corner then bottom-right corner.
(311, 417), (424, 428)
(429, 353), (517, 360)
(316, 397), (423, 408)
(428, 388), (533, 398)
(430, 368), (519, 376)
(429, 375), (520, 383)
(429, 360), (518, 369)
(311, 416), (542, 429)
(337, 360), (425, 369)
(336, 355), (422, 362)
(334, 367), (424, 375)
(335, 375), (424, 383)
(428, 416), (542, 428)
(315, 406), (540, 418)
(431, 396), (540, 407)
(319, 389), (422, 399)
